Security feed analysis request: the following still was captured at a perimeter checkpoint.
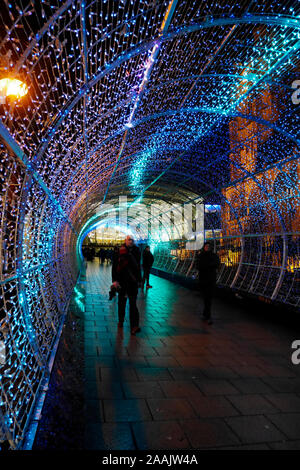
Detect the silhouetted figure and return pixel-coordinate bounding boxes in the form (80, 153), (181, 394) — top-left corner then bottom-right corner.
(82, 246), (88, 258)
(142, 246), (154, 289)
(109, 248), (114, 263)
(112, 246), (119, 270)
(99, 248), (105, 264)
(196, 241), (220, 325)
(85, 246), (95, 261)
(112, 236), (142, 335)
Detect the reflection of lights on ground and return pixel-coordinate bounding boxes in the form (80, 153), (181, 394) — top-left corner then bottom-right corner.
(1, 0), (300, 452)
(74, 287), (84, 299)
(75, 298), (85, 313)
(74, 287), (85, 312)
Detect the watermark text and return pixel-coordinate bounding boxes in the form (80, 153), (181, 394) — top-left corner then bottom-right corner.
(291, 80), (300, 105)
(291, 340), (300, 365)
(0, 340), (5, 365)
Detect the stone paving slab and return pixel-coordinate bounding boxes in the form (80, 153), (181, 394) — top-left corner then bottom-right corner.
(132, 421), (190, 450)
(188, 395), (240, 418)
(147, 398), (197, 420)
(179, 418), (240, 448)
(122, 381), (165, 399)
(83, 260), (300, 450)
(103, 399), (152, 422)
(267, 413), (300, 440)
(263, 393), (300, 412)
(194, 379), (240, 396)
(158, 380), (204, 399)
(85, 422), (136, 450)
(226, 394), (279, 415)
(224, 415), (286, 443)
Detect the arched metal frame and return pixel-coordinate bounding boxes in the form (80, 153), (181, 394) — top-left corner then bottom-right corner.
(0, 0), (300, 449)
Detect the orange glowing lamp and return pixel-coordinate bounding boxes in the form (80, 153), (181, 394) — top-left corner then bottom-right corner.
(0, 78), (28, 100)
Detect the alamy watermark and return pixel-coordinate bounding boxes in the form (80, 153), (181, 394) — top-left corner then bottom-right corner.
(291, 340), (300, 365)
(0, 341), (5, 366)
(291, 80), (300, 105)
(93, 197), (219, 249)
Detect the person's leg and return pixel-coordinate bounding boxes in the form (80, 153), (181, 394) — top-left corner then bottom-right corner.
(142, 269), (146, 288)
(128, 286), (140, 333)
(145, 268), (151, 287)
(128, 296), (139, 328)
(118, 288), (127, 325)
(203, 288), (212, 319)
(202, 284), (214, 321)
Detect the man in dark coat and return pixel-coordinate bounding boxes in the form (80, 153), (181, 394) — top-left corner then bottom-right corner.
(99, 247), (105, 264)
(197, 241), (220, 325)
(142, 246), (154, 289)
(112, 235), (142, 335)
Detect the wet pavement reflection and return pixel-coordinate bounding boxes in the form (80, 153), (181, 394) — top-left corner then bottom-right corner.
(83, 259), (300, 450)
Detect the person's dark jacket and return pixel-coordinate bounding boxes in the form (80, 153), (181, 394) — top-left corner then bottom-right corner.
(197, 250), (220, 286)
(142, 250), (154, 269)
(112, 244), (142, 286)
(112, 248), (119, 279)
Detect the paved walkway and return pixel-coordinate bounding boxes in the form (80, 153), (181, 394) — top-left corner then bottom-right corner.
(82, 259), (300, 450)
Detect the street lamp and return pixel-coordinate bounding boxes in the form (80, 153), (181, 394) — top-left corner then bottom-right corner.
(0, 78), (28, 103)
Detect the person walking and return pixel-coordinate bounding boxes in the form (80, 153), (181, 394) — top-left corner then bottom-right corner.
(142, 246), (154, 289)
(112, 246), (119, 266)
(112, 235), (142, 335)
(99, 247), (105, 264)
(196, 241), (220, 325)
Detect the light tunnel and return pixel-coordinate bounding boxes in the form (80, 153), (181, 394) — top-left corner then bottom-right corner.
(0, 0), (299, 449)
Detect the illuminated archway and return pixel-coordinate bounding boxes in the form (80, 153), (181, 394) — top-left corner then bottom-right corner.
(0, 0), (299, 450)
